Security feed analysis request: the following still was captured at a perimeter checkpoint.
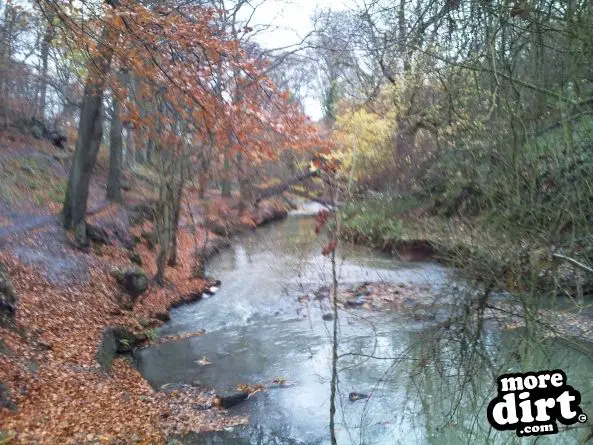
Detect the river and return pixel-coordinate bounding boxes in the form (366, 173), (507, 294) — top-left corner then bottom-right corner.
(136, 211), (593, 445)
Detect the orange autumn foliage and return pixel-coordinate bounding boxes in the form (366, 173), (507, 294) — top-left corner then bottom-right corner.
(47, 0), (327, 165)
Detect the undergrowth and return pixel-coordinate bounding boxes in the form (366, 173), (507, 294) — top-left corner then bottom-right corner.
(341, 116), (593, 297)
(339, 196), (419, 249)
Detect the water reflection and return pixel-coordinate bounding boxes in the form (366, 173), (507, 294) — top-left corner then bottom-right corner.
(137, 216), (593, 445)
(413, 315), (593, 444)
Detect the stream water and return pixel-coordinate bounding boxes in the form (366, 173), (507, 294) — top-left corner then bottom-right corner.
(137, 211), (593, 445)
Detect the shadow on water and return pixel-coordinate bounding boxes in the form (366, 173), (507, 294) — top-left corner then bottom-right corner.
(136, 215), (593, 445)
(184, 425), (324, 445)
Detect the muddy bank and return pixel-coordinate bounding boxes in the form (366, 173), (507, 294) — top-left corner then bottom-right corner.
(342, 229), (437, 262)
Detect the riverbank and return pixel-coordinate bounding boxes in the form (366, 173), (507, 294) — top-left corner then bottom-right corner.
(338, 197), (593, 346)
(0, 190), (288, 443)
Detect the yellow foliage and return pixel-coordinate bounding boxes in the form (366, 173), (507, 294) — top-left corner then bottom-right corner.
(332, 106), (397, 182)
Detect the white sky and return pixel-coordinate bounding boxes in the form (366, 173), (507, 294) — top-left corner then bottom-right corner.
(243, 0), (352, 121)
(247, 0), (349, 48)
(8, 0), (351, 121)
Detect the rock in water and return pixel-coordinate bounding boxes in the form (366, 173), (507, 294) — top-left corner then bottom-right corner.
(206, 219), (229, 237)
(95, 327), (145, 371)
(402, 297), (416, 308)
(315, 286), (330, 300)
(349, 392), (370, 402)
(411, 308), (435, 321)
(353, 284), (372, 296)
(154, 311), (170, 322)
(159, 383), (192, 394)
(345, 295), (366, 308)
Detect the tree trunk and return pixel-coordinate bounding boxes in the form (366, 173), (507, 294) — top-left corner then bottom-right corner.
(0, 4), (16, 127)
(328, 181), (340, 445)
(147, 139), (155, 164)
(135, 135), (147, 164)
(155, 245), (168, 285)
(147, 95), (163, 165)
(106, 95), (123, 202)
(168, 165), (184, 267)
(130, 74), (147, 164)
(63, 87), (105, 230)
(154, 150), (178, 284)
(124, 127), (135, 169)
(398, 0), (411, 73)
(62, 24), (119, 231)
(394, 124), (416, 191)
(154, 185), (171, 285)
(221, 151), (232, 197)
(198, 168), (208, 199)
(37, 19), (54, 120)
(198, 150), (210, 199)
(237, 152), (253, 210)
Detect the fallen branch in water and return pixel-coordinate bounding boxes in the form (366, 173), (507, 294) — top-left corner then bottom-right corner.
(287, 188), (337, 209)
(213, 379), (294, 409)
(254, 170), (319, 203)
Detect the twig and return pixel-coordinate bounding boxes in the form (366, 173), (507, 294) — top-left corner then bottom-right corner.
(552, 253), (593, 275)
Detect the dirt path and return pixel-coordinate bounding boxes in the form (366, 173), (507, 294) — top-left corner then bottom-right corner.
(0, 200), (110, 240)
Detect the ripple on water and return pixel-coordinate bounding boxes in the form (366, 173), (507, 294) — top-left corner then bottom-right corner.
(137, 216), (593, 445)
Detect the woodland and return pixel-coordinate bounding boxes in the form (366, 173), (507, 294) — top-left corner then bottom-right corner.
(1, 0), (593, 443)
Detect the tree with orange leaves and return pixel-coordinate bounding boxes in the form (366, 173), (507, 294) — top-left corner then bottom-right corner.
(42, 0), (323, 251)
